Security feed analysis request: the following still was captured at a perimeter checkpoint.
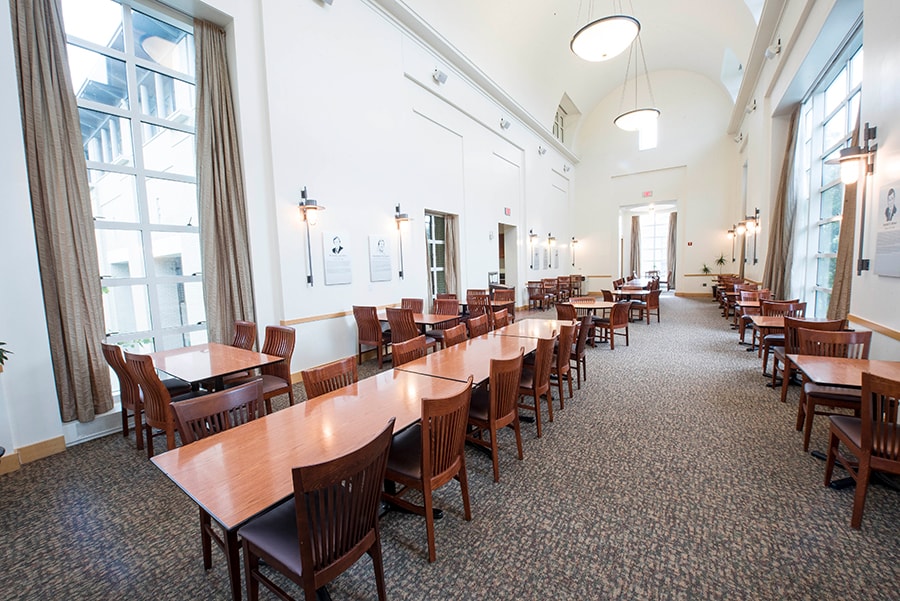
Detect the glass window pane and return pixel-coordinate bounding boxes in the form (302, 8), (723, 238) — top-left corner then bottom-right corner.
(814, 290), (830, 318)
(136, 66), (195, 126)
(156, 282), (206, 328)
(850, 49), (864, 89)
(96, 229), (146, 277)
(89, 170), (138, 222)
(823, 106), (847, 150)
(816, 257), (836, 287)
(817, 221), (841, 254)
(79, 108), (134, 166)
(820, 185), (843, 219)
(848, 92), (861, 130)
(824, 67), (847, 114)
(150, 232), (202, 276)
(141, 124), (195, 176)
(821, 148), (840, 185)
(115, 338), (155, 354)
(61, 0), (124, 50)
(132, 11), (195, 77)
(146, 178), (197, 226)
(101, 284), (150, 334)
(67, 45), (128, 109)
(157, 329), (207, 352)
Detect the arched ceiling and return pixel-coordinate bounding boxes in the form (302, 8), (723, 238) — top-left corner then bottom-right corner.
(386, 0), (761, 130)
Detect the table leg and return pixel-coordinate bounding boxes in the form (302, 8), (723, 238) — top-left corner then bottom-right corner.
(225, 528), (242, 601)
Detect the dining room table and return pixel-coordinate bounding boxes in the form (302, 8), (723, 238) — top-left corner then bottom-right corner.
(568, 298), (615, 316)
(376, 310), (461, 334)
(147, 342), (283, 391)
(151, 368), (465, 601)
(395, 332), (538, 385)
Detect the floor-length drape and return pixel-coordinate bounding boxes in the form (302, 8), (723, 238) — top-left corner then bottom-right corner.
(444, 215), (460, 296)
(630, 216), (641, 278)
(827, 115), (861, 320)
(10, 0), (112, 422)
(195, 20), (256, 344)
(762, 108), (801, 299)
(666, 212), (677, 286)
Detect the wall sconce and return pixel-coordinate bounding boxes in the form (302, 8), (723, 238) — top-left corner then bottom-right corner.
(538, 146), (547, 156)
(745, 99), (757, 114)
(499, 118), (511, 130)
(432, 69), (448, 84)
(547, 233), (556, 269)
(765, 38), (781, 60)
(726, 227), (736, 262)
(299, 187), (325, 285)
(571, 237), (578, 267)
(734, 133), (743, 144)
(825, 122), (877, 273)
(395, 204), (410, 280)
(528, 229), (538, 269)
(733, 208), (761, 265)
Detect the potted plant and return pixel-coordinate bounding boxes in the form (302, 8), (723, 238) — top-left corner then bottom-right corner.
(715, 253), (727, 273)
(0, 341), (10, 373)
(701, 264), (711, 275)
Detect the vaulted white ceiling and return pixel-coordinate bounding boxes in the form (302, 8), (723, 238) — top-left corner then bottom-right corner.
(387, 0), (762, 130)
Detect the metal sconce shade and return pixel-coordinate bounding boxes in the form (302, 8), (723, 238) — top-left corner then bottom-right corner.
(395, 204), (410, 279)
(298, 187), (325, 286)
(528, 229), (538, 269)
(571, 14), (640, 62)
(825, 123), (877, 185)
(571, 237), (578, 266)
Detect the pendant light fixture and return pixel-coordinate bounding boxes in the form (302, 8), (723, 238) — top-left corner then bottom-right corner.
(570, 1), (639, 62)
(614, 31), (660, 140)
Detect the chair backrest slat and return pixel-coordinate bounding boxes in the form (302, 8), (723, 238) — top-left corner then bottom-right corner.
(386, 307), (419, 344)
(260, 325), (296, 381)
(798, 328), (872, 359)
(861, 373), (900, 461)
(302, 357), (358, 400)
(172, 379), (264, 444)
(392, 335), (427, 367)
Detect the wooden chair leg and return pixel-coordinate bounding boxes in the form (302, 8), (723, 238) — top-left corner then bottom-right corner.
(851, 463), (871, 528)
(370, 535), (388, 601)
(423, 485), (436, 561)
(458, 462), (472, 521)
(490, 426), (500, 483)
(823, 430), (840, 485)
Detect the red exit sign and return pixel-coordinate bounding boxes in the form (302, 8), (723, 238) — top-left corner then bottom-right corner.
(642, 191), (653, 198)
(504, 207), (511, 216)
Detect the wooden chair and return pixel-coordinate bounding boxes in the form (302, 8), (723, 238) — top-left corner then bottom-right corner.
(442, 323), (468, 348)
(556, 276), (571, 302)
(300, 357), (358, 400)
(353, 305), (391, 369)
(660, 270), (672, 291)
(102, 342), (192, 450)
(465, 293), (491, 326)
(492, 308), (509, 329)
(384, 377), (473, 562)
(555, 302), (577, 322)
(569, 274), (582, 296)
(392, 335), (427, 367)
(239, 419), (394, 601)
(593, 301), (630, 349)
(425, 298), (461, 349)
(772, 317), (844, 400)
(169, 379), (264, 583)
(401, 298), (424, 312)
(386, 307), (437, 352)
(231, 320), (257, 350)
(518, 335), (555, 438)
(760, 300), (806, 375)
(253, 325), (296, 414)
(468, 350), (525, 482)
(436, 293), (458, 300)
(601, 289), (615, 302)
(570, 315), (592, 388)
(631, 289), (661, 324)
(124, 351), (200, 458)
(467, 313), (490, 338)
(795, 328), (872, 452)
(550, 322), (576, 409)
(526, 281), (546, 310)
(492, 288), (516, 321)
(825, 372), (900, 529)
(541, 278), (558, 307)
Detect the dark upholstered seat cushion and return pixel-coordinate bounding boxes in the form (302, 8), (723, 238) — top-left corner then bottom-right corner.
(830, 416), (862, 447)
(763, 333), (784, 345)
(162, 378), (192, 396)
(519, 365), (536, 390)
(259, 374), (289, 395)
(237, 499), (302, 575)
(386, 424), (422, 480)
(467, 386), (490, 423)
(805, 383), (862, 403)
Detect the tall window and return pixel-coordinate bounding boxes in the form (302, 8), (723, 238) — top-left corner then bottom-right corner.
(62, 0), (204, 352)
(639, 210), (669, 276)
(797, 43), (862, 316)
(553, 105), (567, 144)
(425, 212), (447, 296)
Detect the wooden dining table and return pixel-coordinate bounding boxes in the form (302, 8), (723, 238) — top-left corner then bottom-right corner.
(568, 298), (615, 315)
(396, 332), (538, 384)
(494, 318), (572, 340)
(151, 368), (464, 601)
(788, 355), (900, 388)
(147, 342), (283, 391)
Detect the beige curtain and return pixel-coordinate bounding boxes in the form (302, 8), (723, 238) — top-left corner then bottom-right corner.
(762, 107), (801, 299)
(630, 215), (641, 278)
(827, 115), (862, 320)
(10, 0), (112, 422)
(196, 20), (256, 344)
(666, 212), (677, 284)
(444, 214), (459, 296)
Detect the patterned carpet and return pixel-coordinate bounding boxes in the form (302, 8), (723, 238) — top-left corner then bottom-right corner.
(2, 295), (899, 600)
